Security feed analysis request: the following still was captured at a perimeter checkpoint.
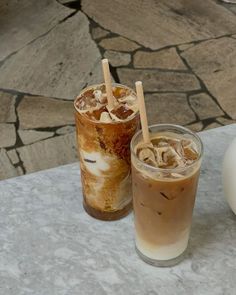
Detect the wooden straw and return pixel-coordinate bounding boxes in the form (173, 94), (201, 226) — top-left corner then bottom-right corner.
(102, 59), (114, 109)
(135, 81), (150, 143)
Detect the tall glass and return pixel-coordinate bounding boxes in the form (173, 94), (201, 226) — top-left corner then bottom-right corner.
(131, 124), (203, 266)
(74, 83), (140, 221)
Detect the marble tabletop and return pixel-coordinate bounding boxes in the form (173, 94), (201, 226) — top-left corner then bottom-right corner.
(1, 125), (236, 295)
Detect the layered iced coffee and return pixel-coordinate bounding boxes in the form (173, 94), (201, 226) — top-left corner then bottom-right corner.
(131, 124), (203, 266)
(74, 83), (139, 220)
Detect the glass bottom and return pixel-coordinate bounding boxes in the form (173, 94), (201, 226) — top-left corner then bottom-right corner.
(135, 246), (186, 267)
(83, 199), (132, 221)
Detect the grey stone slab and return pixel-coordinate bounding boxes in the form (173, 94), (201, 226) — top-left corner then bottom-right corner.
(82, 0), (236, 50)
(216, 0), (236, 14)
(205, 122), (222, 130)
(0, 12), (102, 100)
(91, 27), (110, 39)
(145, 93), (196, 125)
(186, 121), (203, 132)
(56, 125), (76, 135)
(182, 37), (236, 119)
(181, 37), (236, 73)
(117, 68), (200, 92)
(228, 5), (236, 14)
(99, 37), (140, 52)
(104, 50), (131, 67)
(58, 0), (74, 3)
(1, 124), (236, 293)
(18, 130), (54, 145)
(189, 93), (224, 120)
(16, 166), (24, 176)
(216, 116), (236, 125)
(0, 0), (73, 60)
(17, 96), (74, 129)
(134, 48), (187, 70)
(7, 149), (20, 165)
(0, 149), (18, 180)
(0, 124), (16, 148)
(0, 92), (16, 123)
(204, 68), (236, 120)
(17, 133), (77, 174)
(178, 43), (195, 51)
(85, 57), (107, 87)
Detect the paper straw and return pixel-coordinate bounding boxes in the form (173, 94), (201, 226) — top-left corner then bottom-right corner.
(135, 81), (150, 143)
(102, 59), (114, 109)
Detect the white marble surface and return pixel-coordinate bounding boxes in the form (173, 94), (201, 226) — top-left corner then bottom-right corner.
(0, 125), (236, 295)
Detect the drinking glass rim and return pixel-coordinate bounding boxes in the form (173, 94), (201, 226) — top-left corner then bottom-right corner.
(130, 123), (204, 173)
(73, 83), (139, 124)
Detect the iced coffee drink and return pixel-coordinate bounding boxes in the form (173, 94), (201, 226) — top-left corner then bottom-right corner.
(131, 124), (203, 266)
(74, 83), (139, 220)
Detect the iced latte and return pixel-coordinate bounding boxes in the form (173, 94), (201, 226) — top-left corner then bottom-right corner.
(74, 83), (139, 220)
(131, 124), (203, 266)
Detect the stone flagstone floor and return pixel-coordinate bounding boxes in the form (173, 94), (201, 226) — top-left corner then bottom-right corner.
(0, 0), (236, 180)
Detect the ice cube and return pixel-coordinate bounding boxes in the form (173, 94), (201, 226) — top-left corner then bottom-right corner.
(183, 146), (198, 161)
(89, 106), (107, 121)
(138, 148), (156, 167)
(118, 94), (136, 104)
(76, 96), (97, 111)
(113, 87), (127, 98)
(169, 139), (184, 159)
(171, 173), (183, 178)
(154, 146), (169, 167)
(94, 90), (102, 100)
(181, 139), (192, 147)
(181, 139), (198, 161)
(93, 90), (107, 104)
(155, 146), (185, 168)
(83, 89), (94, 98)
(111, 105), (134, 120)
(100, 112), (112, 123)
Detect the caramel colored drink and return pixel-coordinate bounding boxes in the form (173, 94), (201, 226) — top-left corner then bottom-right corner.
(131, 124), (203, 266)
(74, 83), (139, 220)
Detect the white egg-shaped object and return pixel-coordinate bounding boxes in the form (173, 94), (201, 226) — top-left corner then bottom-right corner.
(223, 138), (236, 215)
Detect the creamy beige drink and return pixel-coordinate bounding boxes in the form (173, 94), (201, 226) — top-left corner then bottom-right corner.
(131, 124), (203, 266)
(74, 83), (139, 220)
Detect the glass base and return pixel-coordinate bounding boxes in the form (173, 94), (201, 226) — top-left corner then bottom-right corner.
(135, 246), (186, 267)
(83, 200), (132, 221)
